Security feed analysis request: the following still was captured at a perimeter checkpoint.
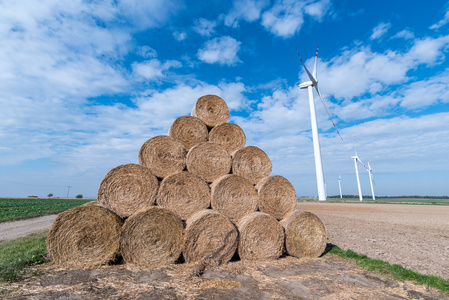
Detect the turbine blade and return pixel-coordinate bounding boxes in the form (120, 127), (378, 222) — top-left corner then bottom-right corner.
(296, 48), (316, 83)
(314, 84), (343, 140)
(313, 46), (319, 79)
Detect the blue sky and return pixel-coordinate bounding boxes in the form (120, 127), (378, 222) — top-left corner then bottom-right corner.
(1, 0), (449, 198)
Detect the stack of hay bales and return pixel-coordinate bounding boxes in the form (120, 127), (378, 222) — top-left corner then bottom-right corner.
(47, 94), (327, 268)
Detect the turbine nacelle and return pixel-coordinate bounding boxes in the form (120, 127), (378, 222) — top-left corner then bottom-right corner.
(298, 81), (314, 89)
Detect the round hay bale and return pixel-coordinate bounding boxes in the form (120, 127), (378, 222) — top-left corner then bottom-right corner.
(80, 201), (98, 207)
(210, 174), (258, 223)
(256, 175), (297, 220)
(237, 212), (284, 261)
(47, 206), (122, 268)
(280, 210), (327, 258)
(97, 164), (159, 218)
(209, 123), (246, 154)
(138, 135), (187, 179)
(231, 146), (272, 185)
(186, 142), (231, 183)
(183, 209), (238, 265)
(120, 207), (183, 266)
(191, 95), (229, 128)
(156, 171), (211, 220)
(169, 116), (208, 150)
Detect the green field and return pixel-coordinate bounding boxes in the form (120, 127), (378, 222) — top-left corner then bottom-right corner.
(0, 198), (92, 222)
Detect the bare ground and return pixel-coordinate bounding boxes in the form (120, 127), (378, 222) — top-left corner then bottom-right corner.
(1, 202), (448, 299)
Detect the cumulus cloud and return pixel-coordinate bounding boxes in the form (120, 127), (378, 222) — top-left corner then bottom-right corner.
(173, 31), (187, 41)
(193, 18), (217, 36)
(132, 59), (181, 80)
(392, 29), (415, 40)
(197, 36), (241, 65)
(261, 0), (330, 38)
(137, 46), (158, 58)
(370, 22), (391, 40)
(224, 0), (269, 27)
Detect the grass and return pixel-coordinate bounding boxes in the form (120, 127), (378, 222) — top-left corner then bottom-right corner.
(0, 231), (48, 282)
(329, 245), (449, 294)
(0, 198), (92, 222)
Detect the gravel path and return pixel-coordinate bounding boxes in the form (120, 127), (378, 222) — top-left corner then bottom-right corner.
(299, 202), (449, 279)
(0, 215), (57, 243)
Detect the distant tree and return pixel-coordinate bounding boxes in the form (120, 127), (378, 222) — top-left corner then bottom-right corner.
(75, 194), (83, 199)
(47, 193), (53, 198)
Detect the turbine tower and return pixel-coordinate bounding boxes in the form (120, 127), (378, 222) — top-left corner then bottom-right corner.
(338, 173), (342, 199)
(367, 160), (375, 200)
(351, 152), (364, 201)
(297, 47), (342, 201)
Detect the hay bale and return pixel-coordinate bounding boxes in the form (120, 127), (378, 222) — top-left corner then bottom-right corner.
(138, 135), (187, 179)
(120, 207), (184, 266)
(169, 116), (208, 150)
(231, 146), (272, 185)
(237, 212), (284, 261)
(186, 142), (231, 183)
(256, 175), (297, 220)
(191, 95), (229, 128)
(183, 209), (238, 265)
(209, 123), (246, 154)
(80, 201), (98, 207)
(210, 174), (258, 223)
(47, 206), (122, 267)
(280, 210), (327, 258)
(156, 171), (211, 220)
(97, 164), (159, 218)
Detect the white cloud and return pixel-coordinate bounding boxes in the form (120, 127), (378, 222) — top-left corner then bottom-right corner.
(197, 36), (241, 65)
(370, 22), (391, 40)
(173, 31), (187, 41)
(430, 8), (449, 30)
(132, 59), (182, 80)
(193, 18), (217, 37)
(261, 0), (330, 38)
(392, 29), (415, 40)
(224, 0), (269, 27)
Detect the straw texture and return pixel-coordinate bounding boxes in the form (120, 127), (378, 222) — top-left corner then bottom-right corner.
(120, 207), (184, 266)
(280, 210), (327, 258)
(156, 171), (211, 220)
(231, 146), (272, 185)
(47, 206), (122, 267)
(191, 95), (229, 128)
(138, 135), (187, 179)
(183, 209), (238, 265)
(237, 212), (285, 261)
(256, 175), (297, 220)
(97, 164), (159, 218)
(210, 174), (258, 223)
(169, 116), (209, 150)
(186, 142), (231, 183)
(209, 123), (246, 154)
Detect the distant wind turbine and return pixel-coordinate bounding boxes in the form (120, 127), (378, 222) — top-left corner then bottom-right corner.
(338, 173), (342, 199)
(297, 47), (342, 201)
(367, 160), (376, 200)
(351, 151), (365, 201)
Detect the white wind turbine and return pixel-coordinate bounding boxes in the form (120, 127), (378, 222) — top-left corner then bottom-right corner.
(338, 173), (342, 199)
(351, 151), (365, 202)
(367, 160), (376, 200)
(297, 47), (342, 201)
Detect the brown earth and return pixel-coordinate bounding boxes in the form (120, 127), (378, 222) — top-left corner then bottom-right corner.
(1, 202), (448, 299)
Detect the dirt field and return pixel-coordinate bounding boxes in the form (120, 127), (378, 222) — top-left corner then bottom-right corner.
(299, 202), (449, 279)
(1, 202), (448, 299)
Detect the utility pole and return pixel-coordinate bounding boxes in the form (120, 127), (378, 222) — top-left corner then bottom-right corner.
(67, 186), (72, 198)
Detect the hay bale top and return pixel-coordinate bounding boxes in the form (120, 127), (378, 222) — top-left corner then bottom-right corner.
(47, 206), (122, 268)
(191, 95), (229, 128)
(237, 212), (284, 261)
(120, 206), (184, 266)
(231, 146), (272, 185)
(183, 209), (238, 265)
(256, 175), (297, 220)
(280, 210), (327, 258)
(209, 122), (246, 154)
(97, 163), (159, 218)
(186, 142), (231, 183)
(156, 171), (211, 220)
(210, 174), (258, 223)
(169, 116), (209, 150)
(138, 135), (187, 179)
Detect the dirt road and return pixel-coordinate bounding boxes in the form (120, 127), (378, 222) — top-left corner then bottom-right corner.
(298, 202), (449, 279)
(0, 215), (57, 243)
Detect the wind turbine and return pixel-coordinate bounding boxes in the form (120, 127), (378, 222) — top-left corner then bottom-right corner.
(351, 152), (365, 201)
(367, 160), (375, 200)
(297, 47), (342, 201)
(338, 173), (342, 199)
